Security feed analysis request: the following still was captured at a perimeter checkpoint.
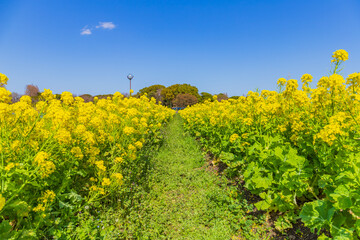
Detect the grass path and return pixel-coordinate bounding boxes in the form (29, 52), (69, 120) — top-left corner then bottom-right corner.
(127, 114), (267, 239)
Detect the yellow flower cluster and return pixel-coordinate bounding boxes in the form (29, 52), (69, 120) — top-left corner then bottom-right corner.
(34, 151), (56, 178)
(0, 194), (5, 211)
(180, 51), (360, 236)
(33, 190), (56, 212)
(111, 173), (123, 185)
(0, 74), (174, 227)
(101, 178), (111, 186)
(123, 126), (136, 135)
(181, 50), (359, 152)
(301, 74), (313, 83)
(229, 133), (239, 143)
(331, 49), (349, 62)
(0, 73), (9, 87)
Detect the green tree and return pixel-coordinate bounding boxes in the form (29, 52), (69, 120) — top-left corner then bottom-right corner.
(200, 92), (213, 102)
(79, 94), (94, 102)
(217, 93), (228, 102)
(161, 84), (200, 107)
(229, 96), (241, 100)
(172, 93), (198, 108)
(135, 84), (165, 102)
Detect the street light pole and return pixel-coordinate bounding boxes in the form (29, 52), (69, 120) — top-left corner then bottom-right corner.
(127, 74), (134, 96)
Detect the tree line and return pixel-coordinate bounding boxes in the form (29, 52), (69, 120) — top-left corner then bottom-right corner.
(9, 83), (239, 108)
(134, 84), (234, 108)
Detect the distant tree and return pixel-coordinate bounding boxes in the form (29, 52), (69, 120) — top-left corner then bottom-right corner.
(229, 96), (240, 100)
(172, 93), (198, 108)
(136, 84), (165, 102)
(217, 93), (229, 102)
(11, 92), (22, 103)
(154, 88), (163, 102)
(200, 92), (213, 102)
(54, 94), (61, 100)
(25, 84), (40, 97)
(94, 94), (113, 100)
(79, 94), (94, 102)
(161, 84), (200, 107)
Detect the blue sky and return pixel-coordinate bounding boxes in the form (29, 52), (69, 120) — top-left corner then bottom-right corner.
(1, 0), (359, 96)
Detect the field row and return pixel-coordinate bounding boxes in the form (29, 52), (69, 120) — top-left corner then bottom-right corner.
(0, 74), (174, 239)
(180, 50), (360, 239)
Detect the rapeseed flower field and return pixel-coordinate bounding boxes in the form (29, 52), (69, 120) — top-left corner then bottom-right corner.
(180, 50), (360, 239)
(0, 76), (174, 238)
(1, 50), (360, 239)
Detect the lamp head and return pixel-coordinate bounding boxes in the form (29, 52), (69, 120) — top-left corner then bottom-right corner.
(127, 74), (134, 80)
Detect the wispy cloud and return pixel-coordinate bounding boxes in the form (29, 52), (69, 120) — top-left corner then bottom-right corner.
(96, 22), (116, 30)
(80, 22), (116, 35)
(80, 26), (92, 35)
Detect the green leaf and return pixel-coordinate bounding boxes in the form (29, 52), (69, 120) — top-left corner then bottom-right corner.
(254, 200), (270, 210)
(332, 212), (347, 229)
(300, 200), (335, 233)
(0, 221), (12, 239)
(75, 170), (87, 177)
(252, 175), (272, 189)
(220, 152), (234, 165)
(68, 191), (83, 203)
(11, 201), (30, 218)
(331, 227), (354, 240)
(274, 146), (283, 160)
(274, 216), (292, 232)
(318, 234), (331, 240)
(318, 175), (333, 188)
(330, 185), (352, 210)
(2, 200), (30, 219)
(59, 200), (74, 209)
(286, 147), (305, 168)
(17, 230), (37, 240)
(355, 220), (360, 235)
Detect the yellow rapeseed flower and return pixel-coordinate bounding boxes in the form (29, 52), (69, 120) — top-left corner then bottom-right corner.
(111, 173), (123, 185)
(0, 194), (5, 211)
(34, 151), (56, 178)
(61, 91), (74, 105)
(277, 78), (287, 86)
(0, 73), (9, 86)
(102, 178), (111, 186)
(229, 133), (239, 143)
(115, 157), (124, 164)
(346, 72), (360, 86)
(0, 87), (12, 103)
(55, 128), (72, 144)
(128, 144), (136, 151)
(4, 162), (15, 171)
(71, 147), (84, 159)
(301, 74), (313, 83)
(33, 204), (46, 212)
(41, 190), (56, 204)
(95, 160), (106, 171)
(33, 190), (56, 212)
(134, 141), (143, 149)
(332, 49), (348, 62)
(41, 89), (54, 101)
(123, 126), (135, 135)
(20, 95), (32, 104)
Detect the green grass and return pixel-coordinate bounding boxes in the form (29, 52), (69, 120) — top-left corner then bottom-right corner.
(66, 114), (270, 239)
(122, 114), (270, 239)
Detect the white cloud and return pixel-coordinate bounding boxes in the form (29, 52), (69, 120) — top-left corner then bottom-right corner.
(80, 26), (92, 35)
(96, 22), (116, 30)
(80, 22), (116, 35)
